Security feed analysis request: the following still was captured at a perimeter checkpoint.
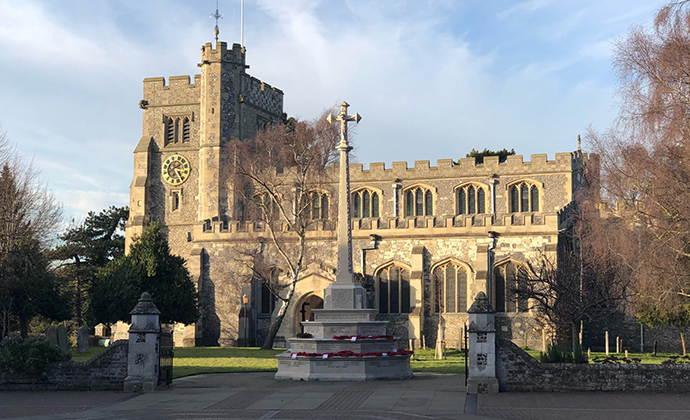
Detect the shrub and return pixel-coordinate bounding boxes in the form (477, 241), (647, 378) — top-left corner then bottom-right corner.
(539, 342), (588, 364)
(295, 332), (313, 338)
(0, 335), (71, 375)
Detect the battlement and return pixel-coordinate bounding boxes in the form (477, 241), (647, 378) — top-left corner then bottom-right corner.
(200, 41), (245, 67)
(341, 152), (586, 180)
(241, 74), (284, 116)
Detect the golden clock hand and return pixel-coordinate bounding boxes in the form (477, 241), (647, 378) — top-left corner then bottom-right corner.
(175, 168), (183, 180)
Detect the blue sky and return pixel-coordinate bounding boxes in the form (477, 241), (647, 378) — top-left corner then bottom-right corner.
(0, 0), (668, 221)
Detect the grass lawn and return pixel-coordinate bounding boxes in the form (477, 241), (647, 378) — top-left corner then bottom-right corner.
(173, 347), (283, 379)
(68, 345), (467, 378)
(524, 349), (686, 364)
(173, 347), (467, 379)
(70, 346), (106, 362)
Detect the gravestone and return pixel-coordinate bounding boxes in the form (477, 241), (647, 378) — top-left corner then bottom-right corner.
(45, 326), (58, 347)
(56, 325), (71, 355)
(77, 326), (90, 353)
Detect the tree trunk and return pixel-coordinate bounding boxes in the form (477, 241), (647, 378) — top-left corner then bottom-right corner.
(262, 299), (289, 349)
(571, 323), (579, 354)
(19, 315), (28, 338)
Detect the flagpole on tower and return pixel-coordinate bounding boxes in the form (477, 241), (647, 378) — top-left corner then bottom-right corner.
(241, 0), (245, 47)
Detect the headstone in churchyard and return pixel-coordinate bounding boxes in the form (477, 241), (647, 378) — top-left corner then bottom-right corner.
(56, 325), (70, 355)
(45, 326), (58, 347)
(77, 326), (89, 353)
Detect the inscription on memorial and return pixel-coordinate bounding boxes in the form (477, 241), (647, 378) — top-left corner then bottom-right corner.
(331, 290), (353, 308)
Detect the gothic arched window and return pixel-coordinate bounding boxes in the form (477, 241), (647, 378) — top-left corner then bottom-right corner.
(456, 184), (487, 215)
(404, 186), (434, 217)
(352, 188), (380, 219)
(432, 262), (469, 313)
(509, 181), (540, 213)
(493, 261), (528, 313)
(376, 264), (411, 314)
(165, 117), (176, 145)
(304, 191), (329, 220)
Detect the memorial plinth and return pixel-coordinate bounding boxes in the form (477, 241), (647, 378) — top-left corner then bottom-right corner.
(275, 304), (413, 380)
(276, 102), (412, 381)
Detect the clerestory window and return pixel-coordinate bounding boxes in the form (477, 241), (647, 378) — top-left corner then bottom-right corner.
(352, 189), (380, 218)
(509, 182), (540, 213)
(456, 184), (487, 215)
(404, 186), (434, 217)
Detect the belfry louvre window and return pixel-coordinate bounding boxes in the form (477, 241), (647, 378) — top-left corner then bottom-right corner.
(493, 261), (528, 313)
(404, 186), (433, 217)
(165, 116), (191, 145)
(377, 264), (411, 314)
(352, 189), (380, 218)
(432, 262), (468, 313)
(509, 182), (540, 213)
(456, 185), (486, 215)
(182, 117), (190, 142)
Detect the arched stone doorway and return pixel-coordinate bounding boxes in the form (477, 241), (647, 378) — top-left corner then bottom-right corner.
(296, 293), (324, 333)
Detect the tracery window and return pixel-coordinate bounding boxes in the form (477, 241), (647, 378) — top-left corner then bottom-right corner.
(376, 264), (411, 314)
(509, 182), (540, 213)
(304, 191), (329, 220)
(456, 184), (487, 215)
(404, 186), (434, 217)
(432, 262), (469, 313)
(352, 189), (380, 218)
(493, 261), (528, 313)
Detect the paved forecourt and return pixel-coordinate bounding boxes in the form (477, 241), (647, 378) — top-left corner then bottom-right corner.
(2, 372), (488, 420)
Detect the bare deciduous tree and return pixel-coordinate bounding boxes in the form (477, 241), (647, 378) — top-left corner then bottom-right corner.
(588, 1), (690, 327)
(0, 128), (64, 337)
(226, 113), (339, 349)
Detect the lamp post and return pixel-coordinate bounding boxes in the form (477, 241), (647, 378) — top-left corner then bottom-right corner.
(242, 294), (249, 346)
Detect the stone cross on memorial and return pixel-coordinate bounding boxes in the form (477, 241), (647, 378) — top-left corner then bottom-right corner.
(323, 101), (366, 309)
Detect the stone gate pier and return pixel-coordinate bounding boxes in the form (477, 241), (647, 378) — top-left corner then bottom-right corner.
(467, 292), (499, 394)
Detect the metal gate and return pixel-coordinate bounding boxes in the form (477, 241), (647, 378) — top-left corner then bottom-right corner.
(158, 328), (173, 385)
(464, 323), (469, 386)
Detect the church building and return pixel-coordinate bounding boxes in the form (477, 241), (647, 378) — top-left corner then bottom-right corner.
(125, 37), (591, 349)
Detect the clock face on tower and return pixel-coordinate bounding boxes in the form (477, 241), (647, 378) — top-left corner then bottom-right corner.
(162, 154), (191, 186)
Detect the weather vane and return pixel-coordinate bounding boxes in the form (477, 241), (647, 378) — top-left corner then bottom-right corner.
(210, 0), (223, 44)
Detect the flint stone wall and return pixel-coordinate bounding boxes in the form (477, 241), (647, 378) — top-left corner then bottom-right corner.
(0, 340), (128, 391)
(497, 338), (690, 392)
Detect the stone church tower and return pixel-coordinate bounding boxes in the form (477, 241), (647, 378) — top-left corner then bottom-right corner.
(126, 36), (592, 349)
(125, 40), (283, 345)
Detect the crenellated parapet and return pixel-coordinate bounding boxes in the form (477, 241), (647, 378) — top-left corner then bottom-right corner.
(344, 152), (588, 181)
(241, 75), (283, 117)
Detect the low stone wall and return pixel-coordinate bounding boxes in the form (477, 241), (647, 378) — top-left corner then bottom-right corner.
(0, 340), (128, 391)
(496, 338), (690, 392)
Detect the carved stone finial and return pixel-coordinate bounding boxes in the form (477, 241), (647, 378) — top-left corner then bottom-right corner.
(468, 291), (495, 313)
(130, 292), (161, 315)
(577, 134), (582, 152)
